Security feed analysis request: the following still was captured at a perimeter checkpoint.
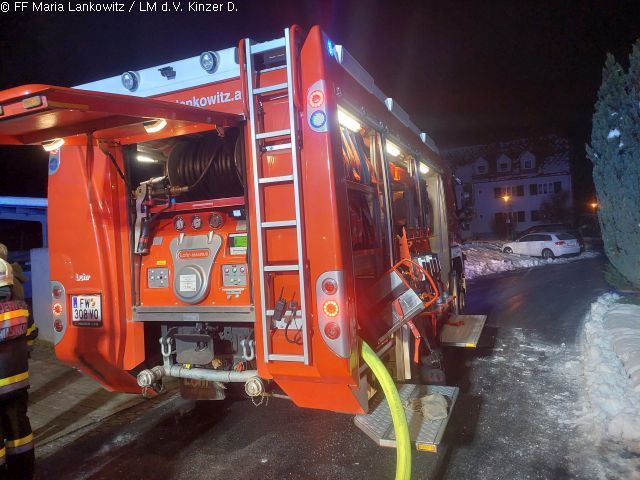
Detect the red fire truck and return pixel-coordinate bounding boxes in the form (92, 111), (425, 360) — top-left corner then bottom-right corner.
(0, 25), (485, 453)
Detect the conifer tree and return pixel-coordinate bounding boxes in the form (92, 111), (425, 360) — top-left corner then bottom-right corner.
(587, 42), (640, 288)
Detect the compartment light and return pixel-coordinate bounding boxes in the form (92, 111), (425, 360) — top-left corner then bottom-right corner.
(338, 109), (361, 132)
(143, 119), (167, 133)
(136, 155), (158, 163)
(42, 138), (64, 152)
(419, 163), (430, 175)
(386, 141), (401, 157)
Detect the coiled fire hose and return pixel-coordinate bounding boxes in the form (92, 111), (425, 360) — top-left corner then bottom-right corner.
(361, 340), (411, 480)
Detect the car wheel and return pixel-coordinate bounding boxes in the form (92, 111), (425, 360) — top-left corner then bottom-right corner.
(542, 248), (554, 259)
(503, 247), (513, 254)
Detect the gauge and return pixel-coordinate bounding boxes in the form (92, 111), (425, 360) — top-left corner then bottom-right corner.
(191, 215), (203, 230)
(174, 216), (185, 231)
(208, 213), (224, 229)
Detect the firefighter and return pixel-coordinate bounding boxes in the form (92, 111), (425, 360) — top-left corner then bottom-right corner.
(0, 259), (11, 302)
(0, 246), (36, 351)
(0, 246), (25, 303)
(0, 247), (35, 480)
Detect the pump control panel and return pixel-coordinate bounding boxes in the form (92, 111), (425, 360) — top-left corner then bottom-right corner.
(139, 207), (250, 307)
(222, 264), (247, 286)
(147, 268), (169, 288)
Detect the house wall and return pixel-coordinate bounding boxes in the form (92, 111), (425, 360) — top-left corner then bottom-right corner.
(447, 135), (574, 239)
(465, 173), (573, 235)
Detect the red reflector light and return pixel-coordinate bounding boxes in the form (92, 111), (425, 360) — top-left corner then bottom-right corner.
(321, 278), (338, 295)
(309, 89), (325, 108)
(52, 286), (62, 298)
(52, 303), (63, 316)
(555, 241), (565, 246)
(323, 300), (339, 317)
(53, 318), (64, 333)
(324, 321), (341, 340)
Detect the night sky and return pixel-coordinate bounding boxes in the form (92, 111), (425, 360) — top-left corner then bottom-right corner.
(0, 0), (639, 244)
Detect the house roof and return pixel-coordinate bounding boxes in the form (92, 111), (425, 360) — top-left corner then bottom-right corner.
(443, 134), (571, 178)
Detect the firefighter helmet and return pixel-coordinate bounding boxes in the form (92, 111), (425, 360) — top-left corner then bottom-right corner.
(0, 258), (13, 288)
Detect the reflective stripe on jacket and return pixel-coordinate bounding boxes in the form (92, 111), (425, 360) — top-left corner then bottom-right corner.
(0, 337), (29, 398)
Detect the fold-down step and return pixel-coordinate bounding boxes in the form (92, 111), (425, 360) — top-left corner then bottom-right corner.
(354, 384), (459, 453)
(440, 314), (487, 347)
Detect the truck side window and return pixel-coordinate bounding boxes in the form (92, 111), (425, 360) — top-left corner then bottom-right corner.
(390, 162), (421, 236)
(340, 127), (377, 186)
(341, 125), (380, 251)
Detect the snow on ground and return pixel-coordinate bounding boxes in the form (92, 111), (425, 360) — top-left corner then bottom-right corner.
(574, 293), (640, 478)
(468, 327), (609, 479)
(580, 294), (640, 446)
(462, 241), (600, 280)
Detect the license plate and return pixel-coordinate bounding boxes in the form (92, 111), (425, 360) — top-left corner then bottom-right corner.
(71, 294), (102, 327)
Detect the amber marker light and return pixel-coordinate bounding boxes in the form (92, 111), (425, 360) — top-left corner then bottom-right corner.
(323, 300), (339, 317)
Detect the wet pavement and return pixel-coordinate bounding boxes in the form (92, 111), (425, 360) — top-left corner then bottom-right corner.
(35, 257), (612, 479)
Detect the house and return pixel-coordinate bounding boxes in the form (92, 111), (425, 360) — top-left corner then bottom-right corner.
(444, 135), (573, 239)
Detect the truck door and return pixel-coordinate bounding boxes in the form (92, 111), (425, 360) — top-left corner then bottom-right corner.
(0, 84), (241, 392)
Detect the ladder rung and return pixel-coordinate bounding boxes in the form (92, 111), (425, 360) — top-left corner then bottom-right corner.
(262, 143), (292, 152)
(254, 82), (289, 95)
(261, 220), (297, 228)
(256, 129), (291, 140)
(258, 65), (288, 74)
(251, 38), (286, 54)
(264, 265), (299, 272)
(268, 354), (305, 362)
(259, 175), (294, 184)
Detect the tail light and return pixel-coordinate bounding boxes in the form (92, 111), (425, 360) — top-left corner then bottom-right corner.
(555, 241), (565, 246)
(316, 271), (349, 358)
(321, 278), (338, 295)
(324, 322), (341, 340)
(51, 281), (67, 345)
(53, 319), (64, 333)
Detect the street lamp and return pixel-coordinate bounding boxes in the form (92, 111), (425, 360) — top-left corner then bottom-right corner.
(502, 194), (512, 240)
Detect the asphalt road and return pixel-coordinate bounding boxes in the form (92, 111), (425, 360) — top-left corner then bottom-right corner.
(36, 256), (612, 480)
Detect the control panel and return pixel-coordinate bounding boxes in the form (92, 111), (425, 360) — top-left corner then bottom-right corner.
(139, 207), (251, 307)
(222, 264), (247, 287)
(147, 268), (169, 288)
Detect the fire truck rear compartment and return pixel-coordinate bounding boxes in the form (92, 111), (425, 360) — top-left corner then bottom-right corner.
(130, 128), (260, 398)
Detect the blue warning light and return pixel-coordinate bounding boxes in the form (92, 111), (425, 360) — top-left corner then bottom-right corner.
(327, 39), (335, 58)
(310, 110), (327, 129)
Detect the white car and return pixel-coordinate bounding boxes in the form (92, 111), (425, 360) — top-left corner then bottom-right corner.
(502, 232), (581, 259)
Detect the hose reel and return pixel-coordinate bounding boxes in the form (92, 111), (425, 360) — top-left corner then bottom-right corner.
(167, 130), (245, 200)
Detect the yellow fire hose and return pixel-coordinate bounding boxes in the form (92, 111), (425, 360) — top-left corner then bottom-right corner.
(361, 340), (412, 480)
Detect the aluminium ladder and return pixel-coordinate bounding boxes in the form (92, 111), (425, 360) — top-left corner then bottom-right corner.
(244, 29), (310, 364)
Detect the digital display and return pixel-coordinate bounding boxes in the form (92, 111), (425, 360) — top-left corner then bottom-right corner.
(231, 234), (247, 248)
(229, 234), (247, 255)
